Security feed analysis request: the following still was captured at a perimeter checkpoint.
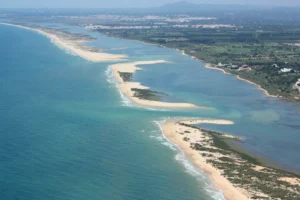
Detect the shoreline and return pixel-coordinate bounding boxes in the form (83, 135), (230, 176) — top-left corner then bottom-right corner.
(100, 33), (280, 100)
(235, 75), (278, 98)
(110, 61), (200, 108)
(0, 23), (202, 109)
(162, 119), (300, 200)
(3, 23), (300, 199)
(162, 119), (250, 200)
(204, 64), (278, 98)
(0, 22), (127, 62)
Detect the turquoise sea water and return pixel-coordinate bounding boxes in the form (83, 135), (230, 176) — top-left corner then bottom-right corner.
(0, 23), (300, 200)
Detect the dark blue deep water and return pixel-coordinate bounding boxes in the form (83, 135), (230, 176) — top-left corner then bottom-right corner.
(0, 23), (300, 200)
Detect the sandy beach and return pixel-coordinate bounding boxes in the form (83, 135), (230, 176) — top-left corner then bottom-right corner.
(110, 61), (199, 108)
(0, 22), (127, 62)
(1, 23), (200, 108)
(162, 119), (251, 200)
(162, 119), (300, 199)
(235, 75), (278, 98)
(205, 63), (231, 75)
(3, 21), (300, 200)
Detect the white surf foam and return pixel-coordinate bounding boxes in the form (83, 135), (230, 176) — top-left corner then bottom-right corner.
(30, 28), (78, 57)
(153, 119), (226, 200)
(104, 67), (172, 111)
(47, 36), (78, 57)
(105, 67), (133, 107)
(145, 107), (169, 112)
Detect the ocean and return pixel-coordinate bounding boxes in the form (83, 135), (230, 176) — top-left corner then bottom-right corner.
(0, 23), (300, 200)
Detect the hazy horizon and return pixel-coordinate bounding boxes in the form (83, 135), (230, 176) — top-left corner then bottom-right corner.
(1, 0), (300, 9)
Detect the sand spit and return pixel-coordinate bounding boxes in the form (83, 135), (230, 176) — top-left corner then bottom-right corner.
(162, 119), (249, 200)
(110, 61), (199, 108)
(162, 119), (300, 200)
(0, 22), (127, 62)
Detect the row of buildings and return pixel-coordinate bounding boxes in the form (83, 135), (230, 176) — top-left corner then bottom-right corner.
(217, 62), (297, 73)
(216, 63), (251, 71)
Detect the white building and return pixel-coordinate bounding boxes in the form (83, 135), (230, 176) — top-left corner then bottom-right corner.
(280, 68), (293, 73)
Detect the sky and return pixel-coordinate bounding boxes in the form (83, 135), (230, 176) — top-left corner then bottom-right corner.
(1, 0), (300, 8)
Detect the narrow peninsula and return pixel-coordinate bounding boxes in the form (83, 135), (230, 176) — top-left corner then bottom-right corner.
(163, 119), (300, 200)
(0, 23), (127, 62)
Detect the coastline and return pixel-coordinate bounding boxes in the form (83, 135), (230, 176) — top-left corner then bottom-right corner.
(162, 119), (300, 200)
(235, 75), (278, 98)
(162, 119), (250, 200)
(1, 23), (207, 108)
(99, 32), (279, 100)
(0, 22), (127, 62)
(204, 63), (278, 98)
(110, 61), (200, 108)
(0, 24), (201, 109)
(3, 22), (300, 199)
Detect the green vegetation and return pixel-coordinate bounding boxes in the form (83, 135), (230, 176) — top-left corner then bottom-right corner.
(131, 88), (167, 101)
(118, 72), (169, 101)
(118, 71), (133, 82)
(96, 20), (300, 101)
(179, 123), (300, 199)
(231, 69), (300, 98)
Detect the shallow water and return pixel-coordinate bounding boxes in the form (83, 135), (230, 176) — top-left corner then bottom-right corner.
(0, 23), (300, 200)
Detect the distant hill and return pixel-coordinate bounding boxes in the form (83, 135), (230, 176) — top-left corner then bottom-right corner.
(159, 1), (201, 11)
(150, 1), (259, 14)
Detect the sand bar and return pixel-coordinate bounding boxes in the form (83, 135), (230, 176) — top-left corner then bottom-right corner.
(162, 118), (300, 199)
(110, 61), (199, 108)
(0, 22), (127, 62)
(162, 119), (250, 200)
